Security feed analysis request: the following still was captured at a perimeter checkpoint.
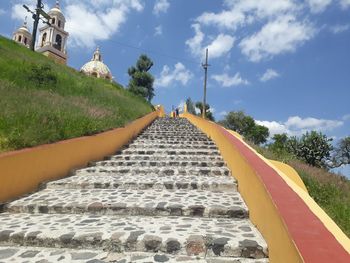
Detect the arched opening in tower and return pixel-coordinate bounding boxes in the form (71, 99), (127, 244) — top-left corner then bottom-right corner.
(54, 34), (62, 51)
(41, 33), (47, 47)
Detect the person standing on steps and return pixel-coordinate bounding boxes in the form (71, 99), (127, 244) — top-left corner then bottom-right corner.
(175, 107), (179, 117)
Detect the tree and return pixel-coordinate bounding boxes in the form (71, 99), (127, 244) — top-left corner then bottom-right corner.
(195, 102), (215, 121)
(331, 136), (350, 168)
(219, 111), (255, 135)
(128, 54), (155, 102)
(185, 97), (196, 115)
(288, 131), (333, 168)
(269, 133), (289, 153)
(246, 125), (270, 145)
(219, 111), (269, 145)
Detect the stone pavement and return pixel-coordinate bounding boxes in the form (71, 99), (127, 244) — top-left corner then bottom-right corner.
(0, 118), (268, 262)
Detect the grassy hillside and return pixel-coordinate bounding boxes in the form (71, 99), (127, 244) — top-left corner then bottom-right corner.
(0, 36), (153, 153)
(254, 145), (350, 237)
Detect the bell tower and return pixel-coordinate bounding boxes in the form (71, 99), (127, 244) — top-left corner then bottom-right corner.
(36, 0), (69, 64)
(13, 17), (32, 48)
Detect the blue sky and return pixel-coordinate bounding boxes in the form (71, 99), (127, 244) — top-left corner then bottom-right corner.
(1, 0), (349, 176)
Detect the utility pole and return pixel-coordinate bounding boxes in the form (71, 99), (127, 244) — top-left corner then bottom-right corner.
(202, 48), (210, 119)
(23, 0), (51, 51)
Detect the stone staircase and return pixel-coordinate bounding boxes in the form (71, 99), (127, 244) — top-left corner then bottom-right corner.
(0, 117), (269, 262)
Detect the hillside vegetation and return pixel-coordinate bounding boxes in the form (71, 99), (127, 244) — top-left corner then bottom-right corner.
(0, 36), (153, 153)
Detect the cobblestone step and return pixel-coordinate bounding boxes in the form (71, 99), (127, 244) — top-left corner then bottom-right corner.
(127, 144), (218, 150)
(137, 135), (210, 141)
(0, 213), (268, 258)
(46, 174), (237, 191)
(91, 160), (226, 168)
(121, 149), (221, 156)
(75, 166), (230, 177)
(6, 189), (247, 218)
(0, 246), (269, 262)
(141, 134), (207, 139)
(109, 154), (224, 162)
(133, 139), (216, 145)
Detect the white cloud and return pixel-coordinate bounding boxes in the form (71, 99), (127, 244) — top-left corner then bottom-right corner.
(256, 120), (290, 135)
(185, 24), (205, 57)
(286, 116), (343, 130)
(153, 0), (170, 15)
(61, 0), (144, 48)
(306, 0), (332, 13)
(206, 34), (235, 59)
(197, 0), (296, 30)
(219, 111), (228, 117)
(342, 114), (350, 121)
(154, 25), (163, 36)
(185, 24), (235, 59)
(256, 116), (344, 137)
(239, 15), (315, 62)
(197, 9), (246, 31)
(330, 24), (350, 34)
(260, 69), (280, 82)
(11, 0), (34, 21)
(340, 0), (350, 9)
(212, 73), (249, 87)
(155, 63), (193, 88)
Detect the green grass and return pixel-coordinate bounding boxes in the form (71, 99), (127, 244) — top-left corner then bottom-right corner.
(0, 36), (153, 152)
(250, 142), (350, 237)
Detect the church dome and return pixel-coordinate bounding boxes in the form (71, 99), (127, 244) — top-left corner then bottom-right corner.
(17, 25), (30, 34)
(80, 47), (113, 80)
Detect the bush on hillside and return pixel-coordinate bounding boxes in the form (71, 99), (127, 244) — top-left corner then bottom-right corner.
(28, 64), (57, 87)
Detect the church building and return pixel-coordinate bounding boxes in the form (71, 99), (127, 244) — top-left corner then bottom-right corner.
(12, 18), (32, 48)
(12, 0), (69, 65)
(80, 47), (113, 81)
(12, 0), (114, 80)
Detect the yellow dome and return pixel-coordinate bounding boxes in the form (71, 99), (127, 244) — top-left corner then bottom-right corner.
(80, 47), (113, 80)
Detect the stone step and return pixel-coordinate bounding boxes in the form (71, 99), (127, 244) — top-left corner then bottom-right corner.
(121, 149), (221, 156)
(0, 246), (269, 262)
(76, 166), (230, 177)
(127, 144), (218, 150)
(0, 246), (109, 262)
(46, 174), (237, 191)
(0, 213), (268, 259)
(6, 189), (247, 218)
(137, 135), (210, 141)
(144, 130), (202, 134)
(109, 154), (224, 162)
(133, 139), (216, 145)
(91, 160), (226, 168)
(141, 132), (206, 137)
